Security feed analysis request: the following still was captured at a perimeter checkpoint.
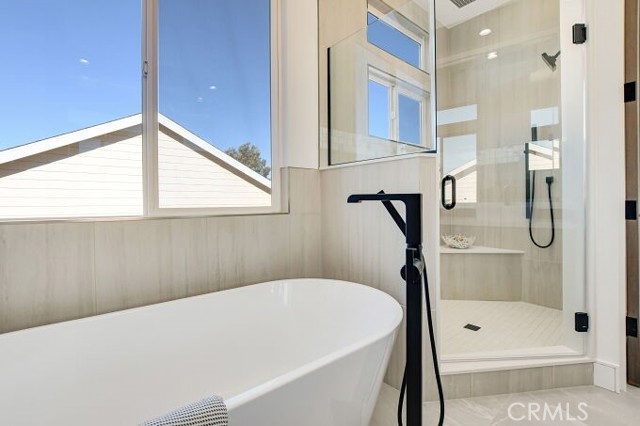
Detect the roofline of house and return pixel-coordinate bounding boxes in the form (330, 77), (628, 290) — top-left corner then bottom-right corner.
(0, 114), (271, 190)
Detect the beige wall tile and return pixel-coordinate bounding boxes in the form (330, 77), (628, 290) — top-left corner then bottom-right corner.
(386, 305), (441, 402)
(425, 364), (594, 401)
(321, 157), (439, 303)
(94, 219), (187, 314)
(551, 363), (594, 388)
(288, 168), (322, 215)
(442, 253), (523, 301)
(0, 167), (322, 332)
(0, 222), (96, 333)
(471, 370), (513, 397)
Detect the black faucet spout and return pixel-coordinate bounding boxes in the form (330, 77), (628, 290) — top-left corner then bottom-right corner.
(347, 192), (422, 248)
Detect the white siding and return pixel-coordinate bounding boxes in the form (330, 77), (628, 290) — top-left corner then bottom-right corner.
(158, 130), (270, 208)
(0, 127), (143, 219)
(0, 126), (270, 219)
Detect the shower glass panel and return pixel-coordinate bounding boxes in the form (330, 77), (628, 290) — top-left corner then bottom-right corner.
(329, 2), (434, 165)
(436, 0), (587, 360)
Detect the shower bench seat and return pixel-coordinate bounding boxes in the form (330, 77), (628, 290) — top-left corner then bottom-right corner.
(441, 246), (524, 301)
(440, 245), (524, 255)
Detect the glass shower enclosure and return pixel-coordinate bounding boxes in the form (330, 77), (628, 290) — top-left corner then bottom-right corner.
(327, 0), (587, 363)
(436, 0), (587, 360)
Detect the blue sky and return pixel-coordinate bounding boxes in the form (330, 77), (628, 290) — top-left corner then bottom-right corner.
(0, 0), (271, 164)
(367, 13), (420, 69)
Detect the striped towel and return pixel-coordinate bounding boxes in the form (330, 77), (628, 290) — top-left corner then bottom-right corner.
(140, 395), (228, 426)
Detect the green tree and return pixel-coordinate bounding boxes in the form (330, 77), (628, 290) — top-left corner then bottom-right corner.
(224, 142), (271, 178)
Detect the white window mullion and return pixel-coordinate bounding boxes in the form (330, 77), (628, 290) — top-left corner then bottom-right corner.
(142, 0), (159, 216)
(390, 85), (399, 141)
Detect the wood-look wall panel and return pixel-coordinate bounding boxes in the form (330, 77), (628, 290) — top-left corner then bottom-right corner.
(441, 253), (522, 301)
(320, 156), (440, 400)
(0, 222), (96, 333)
(0, 168), (322, 334)
(94, 219), (191, 314)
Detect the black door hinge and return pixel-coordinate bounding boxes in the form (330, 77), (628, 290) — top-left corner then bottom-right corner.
(573, 23), (587, 44)
(625, 82), (637, 103)
(626, 200), (637, 220)
(628, 316), (639, 338)
(575, 312), (589, 332)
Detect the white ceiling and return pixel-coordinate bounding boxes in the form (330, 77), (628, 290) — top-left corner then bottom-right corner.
(435, 0), (514, 28)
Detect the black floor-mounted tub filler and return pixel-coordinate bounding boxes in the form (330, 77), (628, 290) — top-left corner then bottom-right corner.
(347, 191), (444, 426)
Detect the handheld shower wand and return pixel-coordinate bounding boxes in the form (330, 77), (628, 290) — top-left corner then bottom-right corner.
(528, 171), (556, 248)
(347, 191), (445, 426)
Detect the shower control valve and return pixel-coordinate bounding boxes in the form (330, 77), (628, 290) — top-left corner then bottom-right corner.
(400, 258), (424, 284)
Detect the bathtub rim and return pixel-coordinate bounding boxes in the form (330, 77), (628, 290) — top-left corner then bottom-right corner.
(0, 278), (403, 413)
(225, 280), (403, 410)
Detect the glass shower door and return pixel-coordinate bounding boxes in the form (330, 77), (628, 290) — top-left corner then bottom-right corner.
(436, 0), (587, 359)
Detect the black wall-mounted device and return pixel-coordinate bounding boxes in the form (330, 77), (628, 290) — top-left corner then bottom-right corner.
(626, 200), (638, 220)
(625, 82), (637, 103)
(575, 312), (589, 333)
(628, 316), (639, 338)
(573, 23), (587, 44)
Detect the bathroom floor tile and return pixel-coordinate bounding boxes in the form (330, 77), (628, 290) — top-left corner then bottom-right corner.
(371, 383), (640, 426)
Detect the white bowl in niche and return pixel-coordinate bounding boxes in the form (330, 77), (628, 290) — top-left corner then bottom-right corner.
(442, 234), (476, 249)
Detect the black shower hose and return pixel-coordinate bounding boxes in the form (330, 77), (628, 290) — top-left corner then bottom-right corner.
(397, 254), (445, 426)
(528, 171), (555, 249)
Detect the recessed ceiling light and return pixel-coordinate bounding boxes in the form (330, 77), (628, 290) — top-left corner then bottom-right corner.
(487, 51), (498, 60)
(479, 28), (492, 37)
(79, 58), (89, 64)
(209, 85), (217, 90)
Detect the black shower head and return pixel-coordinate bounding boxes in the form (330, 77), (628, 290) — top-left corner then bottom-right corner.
(541, 51), (561, 72)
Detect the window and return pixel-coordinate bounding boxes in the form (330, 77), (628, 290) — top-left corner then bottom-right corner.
(368, 80), (391, 139)
(399, 94), (421, 145)
(368, 68), (427, 147)
(0, 0), (142, 219)
(157, 0), (272, 209)
(0, 0), (275, 220)
(367, 12), (426, 70)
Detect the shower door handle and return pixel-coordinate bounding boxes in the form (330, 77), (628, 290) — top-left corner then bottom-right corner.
(441, 175), (457, 210)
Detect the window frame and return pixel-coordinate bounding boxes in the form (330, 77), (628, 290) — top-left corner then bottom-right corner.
(367, 5), (429, 71)
(367, 67), (428, 148)
(143, 0), (282, 218)
(0, 0), (284, 223)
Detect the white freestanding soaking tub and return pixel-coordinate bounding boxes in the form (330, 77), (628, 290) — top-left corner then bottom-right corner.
(0, 279), (402, 426)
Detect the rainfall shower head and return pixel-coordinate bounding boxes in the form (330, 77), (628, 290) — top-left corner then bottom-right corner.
(541, 51), (561, 72)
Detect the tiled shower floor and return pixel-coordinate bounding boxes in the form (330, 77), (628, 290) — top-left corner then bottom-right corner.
(440, 300), (565, 357)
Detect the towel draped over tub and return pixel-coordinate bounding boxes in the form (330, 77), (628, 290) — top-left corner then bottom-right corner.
(140, 395), (228, 426)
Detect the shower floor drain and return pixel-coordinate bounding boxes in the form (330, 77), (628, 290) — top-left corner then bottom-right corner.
(463, 323), (481, 331)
